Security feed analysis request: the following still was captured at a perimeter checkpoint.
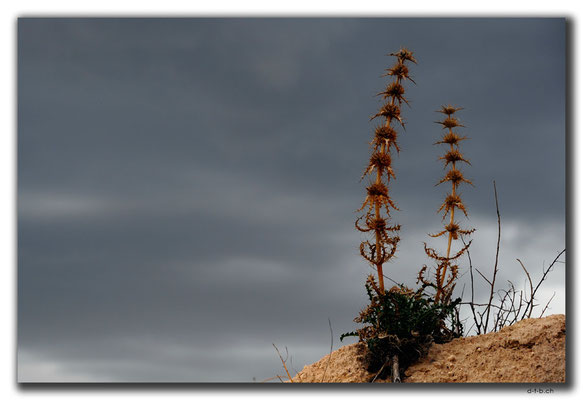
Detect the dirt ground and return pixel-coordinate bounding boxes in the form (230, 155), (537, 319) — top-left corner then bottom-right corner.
(290, 314), (565, 383)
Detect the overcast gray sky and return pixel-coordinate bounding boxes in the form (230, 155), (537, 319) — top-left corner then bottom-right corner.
(17, 18), (565, 382)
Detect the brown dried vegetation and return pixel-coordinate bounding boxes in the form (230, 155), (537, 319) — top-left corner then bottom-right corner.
(436, 169), (473, 188)
(418, 106), (474, 305)
(373, 125), (400, 153)
(437, 116), (465, 129)
(357, 48), (416, 292)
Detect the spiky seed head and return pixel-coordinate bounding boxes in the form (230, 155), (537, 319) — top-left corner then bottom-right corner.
(437, 169), (473, 187)
(385, 62), (415, 83)
(390, 48), (417, 64)
(434, 131), (467, 146)
(373, 125), (399, 152)
(434, 222), (461, 240)
(444, 193), (462, 207)
(367, 182), (388, 197)
(440, 149), (471, 167)
(437, 116), (465, 129)
(375, 125), (398, 141)
(373, 103), (401, 122)
(438, 105), (463, 115)
(443, 222), (475, 240)
(445, 222), (460, 233)
(370, 217), (387, 232)
(378, 82), (408, 104)
(370, 152), (392, 168)
(438, 193), (468, 218)
(362, 152), (394, 179)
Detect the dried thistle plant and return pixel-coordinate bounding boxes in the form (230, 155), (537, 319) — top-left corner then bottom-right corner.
(418, 105), (474, 304)
(357, 48), (416, 293)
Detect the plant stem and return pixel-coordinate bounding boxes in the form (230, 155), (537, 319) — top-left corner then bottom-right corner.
(484, 180), (501, 331)
(392, 355), (401, 383)
(446, 141), (456, 259)
(375, 142), (384, 293)
(374, 76), (398, 293)
(436, 133), (456, 303)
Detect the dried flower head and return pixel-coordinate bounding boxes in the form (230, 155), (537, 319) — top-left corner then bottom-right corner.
(371, 103), (403, 126)
(434, 131), (467, 146)
(440, 149), (471, 168)
(384, 63), (415, 83)
(430, 222), (475, 240)
(378, 82), (408, 104)
(437, 193), (468, 219)
(436, 169), (473, 187)
(358, 182), (399, 215)
(356, 214), (398, 233)
(370, 217), (387, 231)
(373, 125), (400, 152)
(438, 105), (463, 115)
(390, 48), (417, 64)
(362, 152), (395, 180)
(367, 182), (388, 197)
(437, 116), (465, 129)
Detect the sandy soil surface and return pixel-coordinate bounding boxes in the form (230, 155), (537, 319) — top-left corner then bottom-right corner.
(290, 314), (565, 383)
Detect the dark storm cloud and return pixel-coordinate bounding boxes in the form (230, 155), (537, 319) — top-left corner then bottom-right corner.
(18, 18), (565, 381)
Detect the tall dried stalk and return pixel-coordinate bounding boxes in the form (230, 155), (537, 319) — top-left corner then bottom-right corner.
(356, 48), (416, 292)
(418, 105), (474, 304)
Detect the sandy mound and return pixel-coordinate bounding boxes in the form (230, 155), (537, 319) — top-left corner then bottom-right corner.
(291, 314), (565, 383)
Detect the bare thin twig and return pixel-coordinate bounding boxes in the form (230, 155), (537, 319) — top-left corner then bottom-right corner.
(531, 250), (565, 301)
(540, 292), (556, 318)
(289, 358), (303, 383)
(459, 301), (508, 310)
(261, 375), (286, 383)
(321, 318), (334, 383)
(464, 247), (564, 334)
(484, 180), (501, 332)
(475, 268), (492, 286)
(462, 236), (481, 335)
(273, 343), (293, 383)
(517, 259), (534, 318)
(519, 249), (565, 321)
